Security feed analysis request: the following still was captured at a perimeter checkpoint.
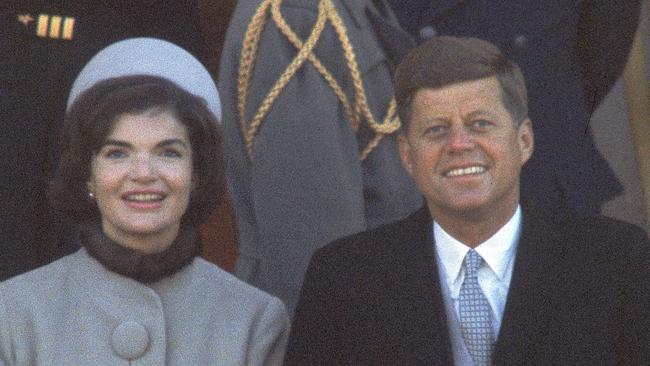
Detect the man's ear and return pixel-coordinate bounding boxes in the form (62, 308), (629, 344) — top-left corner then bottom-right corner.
(517, 118), (534, 165)
(398, 133), (414, 177)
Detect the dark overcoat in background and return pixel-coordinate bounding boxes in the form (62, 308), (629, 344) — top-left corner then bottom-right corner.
(285, 200), (650, 365)
(387, 0), (642, 213)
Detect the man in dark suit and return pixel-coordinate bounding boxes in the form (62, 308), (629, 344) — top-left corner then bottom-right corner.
(285, 36), (650, 365)
(385, 0), (642, 215)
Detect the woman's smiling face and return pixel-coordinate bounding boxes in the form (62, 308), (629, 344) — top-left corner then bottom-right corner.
(87, 108), (193, 253)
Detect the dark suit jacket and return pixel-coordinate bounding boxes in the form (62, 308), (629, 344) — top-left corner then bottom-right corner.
(385, 0), (642, 213)
(285, 201), (650, 365)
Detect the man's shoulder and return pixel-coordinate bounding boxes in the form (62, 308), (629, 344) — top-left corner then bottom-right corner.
(314, 206), (430, 263)
(571, 214), (649, 258)
(576, 213), (647, 238)
(524, 198), (646, 236)
(522, 198), (649, 256)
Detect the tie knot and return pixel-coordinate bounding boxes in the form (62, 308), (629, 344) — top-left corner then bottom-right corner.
(464, 249), (483, 276)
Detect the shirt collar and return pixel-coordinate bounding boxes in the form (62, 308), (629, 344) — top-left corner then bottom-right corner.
(434, 205), (522, 285)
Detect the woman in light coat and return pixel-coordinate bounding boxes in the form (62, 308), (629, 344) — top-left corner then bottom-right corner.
(0, 38), (289, 365)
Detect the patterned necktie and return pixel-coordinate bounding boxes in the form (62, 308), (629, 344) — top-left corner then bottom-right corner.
(459, 249), (495, 366)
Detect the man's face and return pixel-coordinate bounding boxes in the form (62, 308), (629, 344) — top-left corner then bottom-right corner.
(399, 77), (533, 223)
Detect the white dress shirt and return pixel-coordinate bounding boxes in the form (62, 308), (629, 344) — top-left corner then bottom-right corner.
(434, 205), (522, 337)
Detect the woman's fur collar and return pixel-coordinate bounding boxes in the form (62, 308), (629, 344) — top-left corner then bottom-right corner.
(80, 222), (201, 284)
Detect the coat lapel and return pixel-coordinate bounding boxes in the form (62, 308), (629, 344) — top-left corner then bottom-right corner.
(424, 0), (466, 20)
(365, 3), (416, 67)
(396, 206), (455, 364)
(386, 0), (465, 34)
(339, 0), (396, 28)
(338, 0), (415, 69)
(492, 200), (570, 365)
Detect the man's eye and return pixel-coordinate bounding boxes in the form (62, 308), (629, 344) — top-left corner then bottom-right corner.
(472, 119), (493, 129)
(425, 125), (446, 135)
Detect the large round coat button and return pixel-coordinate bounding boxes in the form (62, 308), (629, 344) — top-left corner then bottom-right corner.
(111, 321), (150, 360)
(418, 25), (437, 40)
(513, 34), (528, 51)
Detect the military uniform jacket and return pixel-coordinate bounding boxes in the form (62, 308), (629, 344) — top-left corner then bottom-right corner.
(218, 0), (422, 313)
(0, 248), (289, 365)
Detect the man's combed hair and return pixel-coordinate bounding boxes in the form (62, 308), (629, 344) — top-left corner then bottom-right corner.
(394, 36), (528, 131)
(49, 75), (226, 226)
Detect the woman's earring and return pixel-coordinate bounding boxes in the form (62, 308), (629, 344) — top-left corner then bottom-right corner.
(88, 191), (95, 200)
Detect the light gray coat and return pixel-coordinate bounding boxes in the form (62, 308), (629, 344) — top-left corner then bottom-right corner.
(0, 249), (289, 365)
(219, 0), (422, 314)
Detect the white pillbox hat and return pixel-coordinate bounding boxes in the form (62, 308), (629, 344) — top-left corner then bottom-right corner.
(67, 37), (221, 121)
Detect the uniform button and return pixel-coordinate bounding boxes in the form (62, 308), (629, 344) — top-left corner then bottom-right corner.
(111, 321), (150, 360)
(418, 25), (437, 40)
(513, 34), (528, 51)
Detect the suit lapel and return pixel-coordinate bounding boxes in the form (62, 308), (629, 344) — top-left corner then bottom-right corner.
(338, 0), (414, 69)
(365, 3), (416, 67)
(339, 0), (397, 28)
(387, 0), (465, 34)
(492, 201), (570, 365)
(424, 0), (466, 20)
(396, 207), (455, 364)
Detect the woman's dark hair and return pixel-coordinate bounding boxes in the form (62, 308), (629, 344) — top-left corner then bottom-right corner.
(49, 75), (226, 226)
(395, 36), (528, 132)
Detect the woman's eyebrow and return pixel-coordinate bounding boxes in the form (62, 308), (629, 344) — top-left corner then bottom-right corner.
(158, 139), (189, 149)
(102, 139), (131, 148)
(101, 139), (189, 149)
